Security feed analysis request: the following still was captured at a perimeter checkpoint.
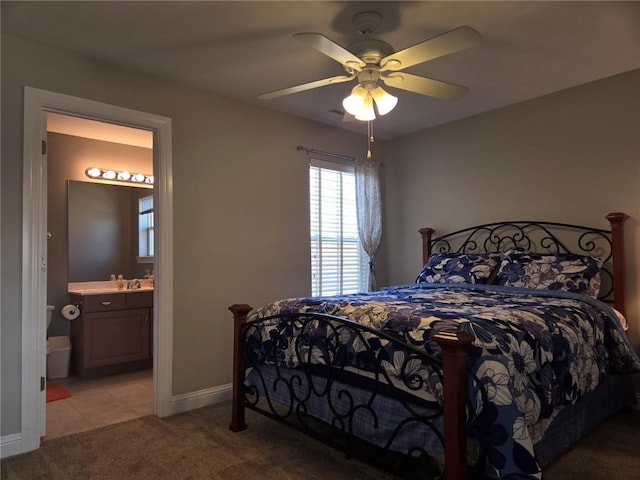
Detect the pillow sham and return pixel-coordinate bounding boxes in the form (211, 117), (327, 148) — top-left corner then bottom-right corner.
(416, 253), (501, 284)
(495, 251), (603, 297)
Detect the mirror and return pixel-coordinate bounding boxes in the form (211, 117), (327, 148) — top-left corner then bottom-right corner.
(68, 180), (153, 282)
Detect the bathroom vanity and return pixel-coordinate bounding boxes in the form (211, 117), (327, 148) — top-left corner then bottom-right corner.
(68, 287), (153, 379)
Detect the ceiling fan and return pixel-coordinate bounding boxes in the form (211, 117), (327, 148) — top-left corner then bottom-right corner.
(259, 12), (482, 121)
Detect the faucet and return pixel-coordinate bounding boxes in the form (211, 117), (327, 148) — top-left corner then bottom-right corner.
(127, 279), (141, 290)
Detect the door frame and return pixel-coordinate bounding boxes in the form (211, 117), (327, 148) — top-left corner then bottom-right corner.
(21, 87), (174, 452)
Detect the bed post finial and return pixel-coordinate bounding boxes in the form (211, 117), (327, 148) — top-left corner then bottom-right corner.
(229, 303), (253, 432)
(433, 330), (474, 480)
(605, 212), (628, 317)
(419, 227), (435, 265)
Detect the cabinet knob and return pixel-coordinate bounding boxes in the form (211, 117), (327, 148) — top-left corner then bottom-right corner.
(101, 301), (113, 306)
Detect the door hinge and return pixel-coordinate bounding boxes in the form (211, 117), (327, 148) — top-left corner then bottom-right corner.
(41, 140), (47, 155)
(40, 376), (46, 391)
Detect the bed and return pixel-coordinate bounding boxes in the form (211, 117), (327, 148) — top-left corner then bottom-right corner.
(229, 212), (639, 480)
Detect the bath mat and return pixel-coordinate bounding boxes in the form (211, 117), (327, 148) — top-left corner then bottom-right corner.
(46, 382), (72, 402)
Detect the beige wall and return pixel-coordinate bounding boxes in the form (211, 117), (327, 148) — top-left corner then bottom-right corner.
(384, 69), (640, 351)
(0, 35), (372, 436)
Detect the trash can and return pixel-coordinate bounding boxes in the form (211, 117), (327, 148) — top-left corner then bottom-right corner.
(47, 336), (72, 379)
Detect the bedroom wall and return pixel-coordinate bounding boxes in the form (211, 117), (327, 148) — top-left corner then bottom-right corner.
(385, 68), (640, 353)
(0, 34), (376, 438)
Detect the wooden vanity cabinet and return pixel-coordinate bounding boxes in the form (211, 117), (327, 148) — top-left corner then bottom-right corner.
(70, 291), (153, 379)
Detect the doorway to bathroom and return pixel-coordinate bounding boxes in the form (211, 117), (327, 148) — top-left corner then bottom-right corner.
(21, 87), (173, 453)
(45, 113), (155, 439)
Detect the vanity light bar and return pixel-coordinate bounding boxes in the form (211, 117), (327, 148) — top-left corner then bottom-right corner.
(85, 167), (154, 185)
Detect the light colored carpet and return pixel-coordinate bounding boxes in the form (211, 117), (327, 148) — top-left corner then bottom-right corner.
(1, 402), (638, 479)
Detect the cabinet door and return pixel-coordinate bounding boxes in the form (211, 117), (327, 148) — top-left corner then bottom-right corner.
(83, 308), (151, 368)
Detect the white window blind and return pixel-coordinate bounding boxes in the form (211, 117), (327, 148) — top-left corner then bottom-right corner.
(309, 159), (366, 296)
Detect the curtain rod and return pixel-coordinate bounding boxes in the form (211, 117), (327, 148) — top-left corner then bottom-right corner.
(297, 145), (355, 162)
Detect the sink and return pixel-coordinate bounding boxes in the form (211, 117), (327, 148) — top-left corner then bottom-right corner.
(134, 286), (154, 292)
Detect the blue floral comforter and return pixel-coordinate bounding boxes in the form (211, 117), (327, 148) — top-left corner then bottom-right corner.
(251, 283), (640, 479)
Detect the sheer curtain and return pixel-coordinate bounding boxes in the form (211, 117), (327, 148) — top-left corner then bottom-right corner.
(355, 156), (382, 291)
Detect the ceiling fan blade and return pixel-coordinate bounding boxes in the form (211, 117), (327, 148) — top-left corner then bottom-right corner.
(294, 33), (366, 70)
(258, 74), (355, 100)
(382, 72), (468, 101)
(380, 26), (481, 72)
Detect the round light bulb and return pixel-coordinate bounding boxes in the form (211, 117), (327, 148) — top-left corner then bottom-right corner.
(86, 167), (101, 178)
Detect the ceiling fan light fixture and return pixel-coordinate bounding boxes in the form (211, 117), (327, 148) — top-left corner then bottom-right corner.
(264, 21), (481, 158)
(342, 85), (368, 116)
(371, 86), (398, 115)
(354, 95), (376, 121)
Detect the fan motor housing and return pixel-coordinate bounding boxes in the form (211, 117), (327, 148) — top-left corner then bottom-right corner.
(348, 38), (395, 65)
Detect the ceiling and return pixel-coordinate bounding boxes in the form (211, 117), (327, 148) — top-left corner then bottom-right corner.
(3, 1), (639, 140)
(47, 112), (153, 149)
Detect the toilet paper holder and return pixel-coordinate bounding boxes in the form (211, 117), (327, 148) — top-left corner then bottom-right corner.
(61, 304), (80, 320)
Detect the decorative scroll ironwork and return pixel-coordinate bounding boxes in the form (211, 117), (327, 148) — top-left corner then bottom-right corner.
(240, 312), (484, 479)
(430, 221), (615, 303)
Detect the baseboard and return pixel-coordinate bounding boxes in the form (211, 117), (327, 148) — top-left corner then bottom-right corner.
(168, 383), (232, 416)
(0, 433), (23, 459)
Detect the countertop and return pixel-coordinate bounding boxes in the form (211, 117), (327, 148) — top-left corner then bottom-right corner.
(68, 281), (154, 295)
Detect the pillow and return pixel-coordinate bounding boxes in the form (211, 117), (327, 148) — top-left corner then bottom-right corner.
(416, 253), (501, 284)
(495, 251), (603, 297)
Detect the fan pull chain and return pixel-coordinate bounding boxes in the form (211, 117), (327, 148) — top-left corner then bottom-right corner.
(367, 120), (374, 159)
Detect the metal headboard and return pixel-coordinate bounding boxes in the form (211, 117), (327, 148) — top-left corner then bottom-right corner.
(419, 213), (628, 315)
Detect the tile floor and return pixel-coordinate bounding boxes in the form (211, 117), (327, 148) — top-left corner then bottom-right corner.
(44, 369), (154, 441)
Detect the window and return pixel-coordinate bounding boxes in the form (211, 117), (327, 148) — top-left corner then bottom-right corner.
(309, 159), (367, 296)
(137, 194), (154, 263)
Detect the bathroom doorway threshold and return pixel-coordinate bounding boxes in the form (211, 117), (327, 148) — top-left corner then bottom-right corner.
(21, 87), (174, 454)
